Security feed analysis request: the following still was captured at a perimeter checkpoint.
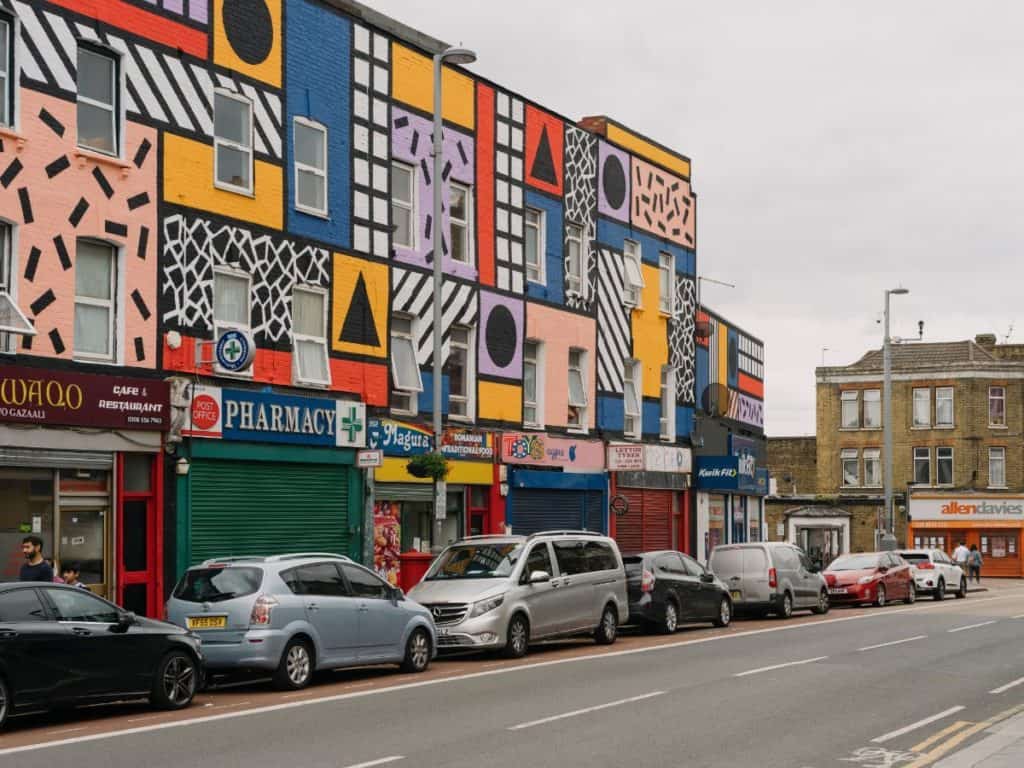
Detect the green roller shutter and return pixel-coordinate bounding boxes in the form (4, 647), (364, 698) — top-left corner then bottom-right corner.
(189, 459), (350, 565)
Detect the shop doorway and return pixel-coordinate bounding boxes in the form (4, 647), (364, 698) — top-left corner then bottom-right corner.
(117, 454), (163, 618)
(797, 527), (843, 570)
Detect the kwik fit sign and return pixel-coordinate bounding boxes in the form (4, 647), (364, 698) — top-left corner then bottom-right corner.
(695, 457), (768, 495)
(184, 385), (365, 448)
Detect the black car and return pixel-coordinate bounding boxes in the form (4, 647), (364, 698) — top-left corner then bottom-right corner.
(624, 551), (733, 633)
(0, 583), (203, 729)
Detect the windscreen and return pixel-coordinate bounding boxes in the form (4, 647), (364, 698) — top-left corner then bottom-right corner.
(173, 567), (263, 603)
(827, 554), (881, 571)
(424, 543), (524, 580)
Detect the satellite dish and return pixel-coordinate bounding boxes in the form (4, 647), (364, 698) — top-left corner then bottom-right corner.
(700, 384), (730, 418)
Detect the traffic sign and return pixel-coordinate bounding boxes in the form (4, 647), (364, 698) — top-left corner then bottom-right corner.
(357, 449), (383, 468)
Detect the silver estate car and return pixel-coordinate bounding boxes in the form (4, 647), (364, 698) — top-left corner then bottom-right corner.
(166, 554), (436, 690)
(408, 531), (629, 658)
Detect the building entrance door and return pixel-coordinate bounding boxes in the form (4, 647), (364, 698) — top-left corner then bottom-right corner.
(798, 527), (843, 570)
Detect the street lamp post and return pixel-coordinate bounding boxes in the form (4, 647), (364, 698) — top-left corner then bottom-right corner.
(881, 287), (909, 550)
(431, 47), (476, 552)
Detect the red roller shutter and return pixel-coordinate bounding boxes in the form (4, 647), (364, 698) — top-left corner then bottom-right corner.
(614, 488), (673, 553)
(616, 489), (645, 554)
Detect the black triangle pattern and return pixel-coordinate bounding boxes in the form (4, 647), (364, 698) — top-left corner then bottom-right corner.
(339, 272), (381, 347)
(530, 125), (558, 186)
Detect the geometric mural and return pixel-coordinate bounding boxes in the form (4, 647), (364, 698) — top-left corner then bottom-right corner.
(332, 253), (388, 359)
(596, 248), (631, 394)
(631, 157), (695, 249)
(478, 291), (524, 380)
(524, 105), (563, 197)
(391, 266), (478, 369)
(494, 89), (526, 294)
(598, 140), (630, 223)
(670, 276), (697, 404)
(352, 21), (392, 259)
(564, 126), (598, 313)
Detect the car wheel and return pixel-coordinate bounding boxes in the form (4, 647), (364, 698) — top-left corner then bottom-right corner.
(660, 600), (680, 634)
(934, 578), (946, 601)
(0, 675), (9, 730)
(502, 614), (530, 659)
(776, 592), (794, 619)
(273, 638), (314, 691)
(905, 583), (917, 604)
(595, 604), (618, 645)
(713, 597), (732, 627)
(812, 590), (830, 615)
(956, 577), (967, 599)
(150, 650), (198, 711)
(400, 628), (432, 673)
(875, 585), (887, 607)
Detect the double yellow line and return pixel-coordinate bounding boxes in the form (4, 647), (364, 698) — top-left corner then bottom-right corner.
(905, 702), (1024, 767)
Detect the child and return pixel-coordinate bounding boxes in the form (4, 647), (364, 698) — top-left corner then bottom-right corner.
(61, 562), (90, 590)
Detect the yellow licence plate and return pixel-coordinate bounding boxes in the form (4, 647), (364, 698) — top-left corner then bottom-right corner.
(187, 615), (227, 630)
(730, 591), (742, 601)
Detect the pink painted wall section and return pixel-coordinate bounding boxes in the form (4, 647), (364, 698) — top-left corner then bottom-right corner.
(525, 302), (596, 430)
(2, 91), (158, 367)
(630, 156), (696, 249)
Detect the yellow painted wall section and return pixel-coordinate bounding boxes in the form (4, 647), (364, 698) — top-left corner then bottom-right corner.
(213, 0), (283, 87)
(377, 457), (492, 484)
(391, 43), (475, 130)
(332, 253), (389, 358)
(478, 380), (523, 423)
(718, 320), (730, 386)
(631, 264), (669, 398)
(163, 134), (283, 229)
(607, 123), (691, 180)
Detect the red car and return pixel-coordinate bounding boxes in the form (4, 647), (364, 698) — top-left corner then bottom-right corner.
(824, 552), (916, 607)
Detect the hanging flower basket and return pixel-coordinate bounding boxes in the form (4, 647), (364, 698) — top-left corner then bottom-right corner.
(407, 452), (449, 481)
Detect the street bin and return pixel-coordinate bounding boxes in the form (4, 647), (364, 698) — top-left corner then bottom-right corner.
(399, 551), (434, 593)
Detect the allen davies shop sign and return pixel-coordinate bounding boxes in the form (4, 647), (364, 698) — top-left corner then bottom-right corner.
(0, 365), (169, 430)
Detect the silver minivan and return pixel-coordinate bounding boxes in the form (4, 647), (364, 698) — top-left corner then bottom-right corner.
(708, 542), (829, 619)
(408, 531), (629, 658)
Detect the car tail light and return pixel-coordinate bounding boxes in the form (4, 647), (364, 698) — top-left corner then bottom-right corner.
(916, 562), (935, 570)
(250, 594), (279, 626)
(768, 568), (778, 588)
(641, 569), (656, 593)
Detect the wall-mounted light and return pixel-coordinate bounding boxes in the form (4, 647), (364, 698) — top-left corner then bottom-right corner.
(499, 482), (509, 497)
(175, 457), (190, 476)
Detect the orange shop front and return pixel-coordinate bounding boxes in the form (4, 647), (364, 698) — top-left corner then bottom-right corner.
(908, 494), (1024, 578)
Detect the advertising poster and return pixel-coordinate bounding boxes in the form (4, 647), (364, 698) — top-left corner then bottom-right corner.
(373, 502), (402, 586)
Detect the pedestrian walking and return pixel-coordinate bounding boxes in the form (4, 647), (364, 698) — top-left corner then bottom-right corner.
(61, 562), (90, 589)
(968, 545), (983, 584)
(19, 536), (54, 582)
(952, 540), (970, 572)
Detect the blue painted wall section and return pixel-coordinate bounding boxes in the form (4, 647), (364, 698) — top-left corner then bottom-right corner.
(596, 218), (696, 276)
(525, 190), (565, 304)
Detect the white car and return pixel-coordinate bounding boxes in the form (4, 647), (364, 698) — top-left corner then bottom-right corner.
(896, 549), (967, 600)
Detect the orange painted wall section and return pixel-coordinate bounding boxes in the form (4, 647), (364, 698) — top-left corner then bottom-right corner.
(739, 373), (764, 398)
(46, 0), (207, 58)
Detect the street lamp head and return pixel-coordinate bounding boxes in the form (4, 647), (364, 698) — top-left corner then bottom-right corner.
(889, 287), (909, 296)
(439, 47), (477, 66)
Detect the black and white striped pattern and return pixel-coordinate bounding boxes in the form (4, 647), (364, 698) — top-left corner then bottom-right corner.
(494, 89), (525, 294)
(391, 266), (478, 368)
(351, 22), (391, 259)
(13, 1), (283, 160)
(596, 248), (632, 393)
(706, 314), (721, 386)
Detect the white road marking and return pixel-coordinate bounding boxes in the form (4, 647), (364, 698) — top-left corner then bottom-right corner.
(341, 757), (404, 768)
(1012, 613), (1024, 619)
(733, 656), (828, 677)
(2, 591), (1022, 756)
(990, 675), (1024, 695)
(857, 635), (927, 652)
(507, 691), (665, 731)
(871, 706), (966, 743)
(948, 620), (997, 633)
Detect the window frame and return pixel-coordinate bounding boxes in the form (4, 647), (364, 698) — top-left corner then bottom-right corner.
(524, 206), (545, 285)
(989, 447), (1007, 489)
(912, 447), (931, 486)
(213, 89), (254, 195)
(212, 266), (253, 378)
(936, 446), (954, 487)
(76, 43), (121, 157)
(0, 13), (15, 129)
(73, 238), (117, 363)
(291, 284), (331, 387)
(989, 386), (1006, 428)
(449, 181), (473, 265)
(623, 358), (642, 440)
(912, 388), (931, 428)
(389, 313), (422, 415)
(292, 116), (328, 218)
(523, 339), (544, 429)
(565, 221), (585, 297)
(935, 386), (954, 427)
(445, 324), (474, 421)
(840, 448), (859, 488)
(658, 251), (675, 315)
(622, 239), (644, 307)
(390, 160), (416, 250)
(862, 388), (881, 429)
(840, 390), (859, 429)
(863, 448), (881, 488)
(0, 218), (18, 355)
(567, 346), (588, 432)
(659, 364), (676, 442)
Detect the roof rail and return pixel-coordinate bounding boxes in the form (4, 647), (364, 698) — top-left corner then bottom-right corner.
(263, 552), (352, 563)
(527, 530), (606, 539)
(200, 556), (267, 566)
(457, 534), (520, 541)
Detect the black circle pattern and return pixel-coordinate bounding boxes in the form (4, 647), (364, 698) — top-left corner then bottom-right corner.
(485, 305), (517, 369)
(602, 154), (627, 210)
(223, 0), (274, 66)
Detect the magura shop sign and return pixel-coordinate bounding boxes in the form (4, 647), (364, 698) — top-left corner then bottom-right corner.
(0, 365), (168, 430)
(911, 496), (1024, 521)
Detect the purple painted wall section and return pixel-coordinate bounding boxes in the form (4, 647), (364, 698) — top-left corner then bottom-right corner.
(598, 140), (630, 222)
(143, 0), (208, 24)
(391, 106), (476, 281)
(478, 291), (524, 378)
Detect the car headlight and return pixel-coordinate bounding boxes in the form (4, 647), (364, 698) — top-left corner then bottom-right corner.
(468, 594), (505, 618)
(858, 575), (877, 585)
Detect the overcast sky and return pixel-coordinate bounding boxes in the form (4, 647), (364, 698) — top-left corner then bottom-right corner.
(371, 1), (1021, 435)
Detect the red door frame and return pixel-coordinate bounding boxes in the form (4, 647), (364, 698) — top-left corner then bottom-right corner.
(116, 453), (164, 618)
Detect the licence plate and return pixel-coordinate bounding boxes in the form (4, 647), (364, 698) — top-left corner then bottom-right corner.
(186, 615), (227, 630)
(730, 590), (742, 601)
(438, 627), (450, 636)
(829, 588), (848, 595)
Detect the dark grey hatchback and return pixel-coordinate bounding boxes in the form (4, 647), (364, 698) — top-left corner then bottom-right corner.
(625, 551), (733, 634)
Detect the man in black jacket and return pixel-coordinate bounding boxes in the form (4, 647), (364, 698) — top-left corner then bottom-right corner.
(19, 535), (54, 582)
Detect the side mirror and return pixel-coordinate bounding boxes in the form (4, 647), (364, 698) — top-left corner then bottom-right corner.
(878, 566), (889, 574)
(808, 564), (821, 574)
(114, 611), (136, 632)
(700, 573), (714, 584)
(529, 570), (551, 584)
(391, 587), (405, 602)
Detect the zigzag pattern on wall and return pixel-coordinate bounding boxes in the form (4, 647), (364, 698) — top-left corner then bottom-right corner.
(564, 125), (598, 313)
(351, 22), (391, 259)
(596, 248), (631, 393)
(671, 277), (697, 404)
(494, 89), (525, 294)
(391, 266), (478, 368)
(13, 0), (283, 159)
(161, 212), (330, 346)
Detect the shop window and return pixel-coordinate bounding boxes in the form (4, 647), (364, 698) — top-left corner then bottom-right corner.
(391, 161), (415, 249)
(74, 240), (117, 362)
(913, 447), (931, 485)
(623, 239), (644, 307)
(863, 389), (881, 428)
(293, 118), (328, 216)
(292, 286), (330, 386)
(444, 325), (473, 420)
(523, 340), (544, 428)
(213, 268), (252, 376)
(449, 182), (472, 264)
(122, 500), (147, 573)
(524, 207), (544, 284)
(659, 365), (676, 442)
(841, 449), (858, 487)
(77, 44), (120, 156)
(935, 387), (954, 427)
(841, 391), (859, 429)
(567, 347), (588, 431)
(989, 447), (1007, 488)
(863, 448), (881, 487)
(0, 14), (12, 128)
(565, 222), (584, 297)
(989, 386), (1006, 427)
(0, 470), (54, 583)
(912, 388), (930, 427)
(936, 447), (954, 486)
(214, 90), (253, 193)
(623, 358), (642, 440)
(658, 251), (674, 314)
(981, 534), (1017, 558)
(389, 314), (421, 415)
